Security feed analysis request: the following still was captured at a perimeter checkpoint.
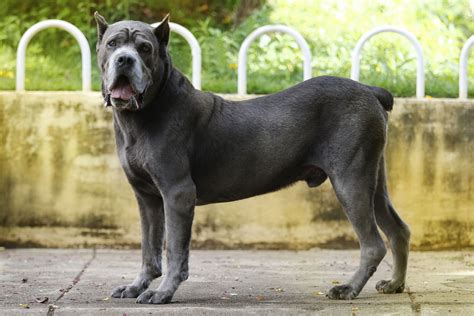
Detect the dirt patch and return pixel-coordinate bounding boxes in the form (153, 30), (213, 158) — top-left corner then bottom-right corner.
(417, 219), (474, 250)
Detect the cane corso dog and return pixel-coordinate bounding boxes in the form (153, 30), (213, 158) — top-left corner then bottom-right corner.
(94, 12), (410, 304)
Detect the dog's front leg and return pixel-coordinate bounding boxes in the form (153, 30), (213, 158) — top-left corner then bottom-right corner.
(136, 179), (196, 304)
(112, 192), (164, 298)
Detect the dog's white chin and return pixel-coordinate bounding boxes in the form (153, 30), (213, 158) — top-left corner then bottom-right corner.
(110, 95), (141, 111)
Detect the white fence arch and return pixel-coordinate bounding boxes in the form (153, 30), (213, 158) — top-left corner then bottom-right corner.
(351, 26), (425, 98)
(16, 19), (91, 91)
(237, 25), (312, 95)
(151, 22), (201, 89)
(459, 36), (474, 99)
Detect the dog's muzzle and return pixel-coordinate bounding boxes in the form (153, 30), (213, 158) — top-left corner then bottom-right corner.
(104, 75), (145, 111)
(104, 50), (148, 111)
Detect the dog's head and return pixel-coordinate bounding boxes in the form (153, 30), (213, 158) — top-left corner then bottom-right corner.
(94, 12), (170, 111)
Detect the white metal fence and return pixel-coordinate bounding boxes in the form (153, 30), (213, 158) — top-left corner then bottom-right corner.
(16, 20), (92, 91)
(150, 22), (201, 89)
(350, 26), (425, 99)
(459, 36), (474, 99)
(237, 25), (312, 95)
(14, 19), (473, 98)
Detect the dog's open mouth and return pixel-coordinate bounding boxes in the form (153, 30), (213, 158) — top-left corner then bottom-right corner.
(107, 75), (144, 109)
(111, 75), (136, 101)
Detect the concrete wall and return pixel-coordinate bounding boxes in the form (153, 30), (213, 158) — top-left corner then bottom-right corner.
(0, 92), (472, 250)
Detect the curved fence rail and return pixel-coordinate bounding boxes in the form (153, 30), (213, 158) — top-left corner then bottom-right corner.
(151, 22), (202, 89)
(351, 26), (425, 98)
(13, 19), (472, 99)
(16, 20), (91, 91)
(237, 25), (312, 95)
(459, 36), (474, 99)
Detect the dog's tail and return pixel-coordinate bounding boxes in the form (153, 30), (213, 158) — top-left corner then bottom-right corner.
(368, 86), (394, 111)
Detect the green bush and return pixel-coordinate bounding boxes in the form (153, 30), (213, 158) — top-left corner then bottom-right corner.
(0, 0), (473, 97)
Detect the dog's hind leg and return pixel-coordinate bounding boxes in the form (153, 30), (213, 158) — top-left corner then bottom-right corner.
(112, 192), (164, 298)
(374, 157), (410, 294)
(326, 145), (387, 300)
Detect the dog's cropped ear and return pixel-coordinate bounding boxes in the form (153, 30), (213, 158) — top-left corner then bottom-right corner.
(154, 14), (170, 46)
(94, 11), (108, 44)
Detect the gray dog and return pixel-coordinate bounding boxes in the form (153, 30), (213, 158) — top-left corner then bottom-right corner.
(94, 12), (410, 304)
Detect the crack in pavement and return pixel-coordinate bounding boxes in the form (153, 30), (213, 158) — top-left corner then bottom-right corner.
(46, 249), (97, 316)
(406, 286), (421, 314)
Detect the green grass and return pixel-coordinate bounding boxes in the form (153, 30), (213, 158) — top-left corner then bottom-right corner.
(0, 0), (473, 97)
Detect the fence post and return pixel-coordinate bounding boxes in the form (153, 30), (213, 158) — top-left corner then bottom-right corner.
(151, 22), (202, 89)
(351, 26), (425, 98)
(459, 36), (474, 99)
(16, 20), (91, 91)
(237, 25), (312, 95)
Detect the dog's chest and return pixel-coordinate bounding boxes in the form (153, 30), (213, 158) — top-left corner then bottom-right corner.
(123, 146), (141, 169)
(117, 138), (153, 184)
(119, 139), (146, 170)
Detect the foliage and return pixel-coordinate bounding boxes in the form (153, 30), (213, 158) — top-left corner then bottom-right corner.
(0, 0), (473, 97)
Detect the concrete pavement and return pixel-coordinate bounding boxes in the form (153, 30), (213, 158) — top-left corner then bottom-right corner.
(0, 249), (472, 315)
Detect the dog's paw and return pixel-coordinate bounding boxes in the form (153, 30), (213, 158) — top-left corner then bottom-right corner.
(136, 290), (173, 304)
(326, 284), (358, 300)
(111, 284), (145, 298)
(376, 279), (405, 294)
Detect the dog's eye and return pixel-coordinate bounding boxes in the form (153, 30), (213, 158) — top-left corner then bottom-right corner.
(107, 40), (116, 48)
(139, 44), (151, 53)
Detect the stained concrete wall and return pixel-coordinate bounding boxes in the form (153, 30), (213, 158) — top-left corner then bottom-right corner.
(0, 92), (472, 249)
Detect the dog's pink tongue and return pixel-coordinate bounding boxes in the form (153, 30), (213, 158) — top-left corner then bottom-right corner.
(111, 84), (133, 100)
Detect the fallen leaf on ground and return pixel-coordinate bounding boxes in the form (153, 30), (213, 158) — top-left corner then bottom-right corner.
(19, 304), (29, 309)
(256, 295), (265, 301)
(313, 291), (325, 296)
(331, 280), (340, 284)
(102, 297), (110, 301)
(35, 297), (49, 303)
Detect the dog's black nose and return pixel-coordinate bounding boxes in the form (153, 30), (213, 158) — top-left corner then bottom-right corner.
(116, 54), (135, 68)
